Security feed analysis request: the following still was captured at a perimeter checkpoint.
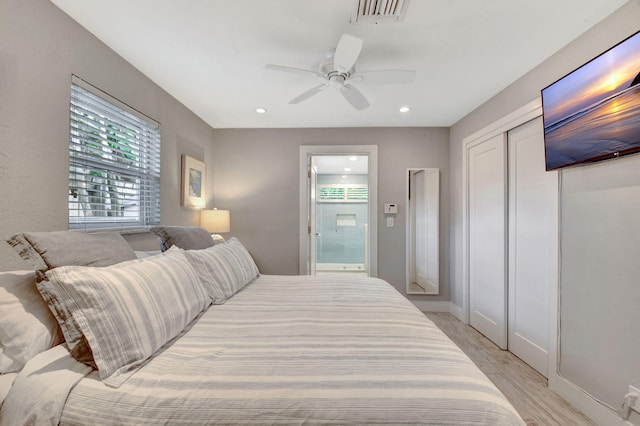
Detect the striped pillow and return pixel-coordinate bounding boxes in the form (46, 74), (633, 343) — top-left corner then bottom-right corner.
(184, 237), (259, 303)
(39, 247), (209, 387)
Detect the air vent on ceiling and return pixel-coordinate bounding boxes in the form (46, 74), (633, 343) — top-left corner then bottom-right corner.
(350, 0), (410, 24)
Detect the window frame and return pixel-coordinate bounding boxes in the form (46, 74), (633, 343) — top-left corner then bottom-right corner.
(68, 75), (161, 231)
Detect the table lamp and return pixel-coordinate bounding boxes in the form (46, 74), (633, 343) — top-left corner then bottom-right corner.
(201, 208), (230, 243)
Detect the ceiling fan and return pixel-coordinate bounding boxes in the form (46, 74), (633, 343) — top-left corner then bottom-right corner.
(265, 34), (415, 111)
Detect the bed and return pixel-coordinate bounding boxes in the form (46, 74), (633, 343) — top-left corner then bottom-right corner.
(0, 229), (524, 425)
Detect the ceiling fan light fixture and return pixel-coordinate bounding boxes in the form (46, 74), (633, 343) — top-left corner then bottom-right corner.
(255, 108), (267, 114)
(399, 106), (410, 113)
(265, 32), (414, 111)
(329, 74), (346, 87)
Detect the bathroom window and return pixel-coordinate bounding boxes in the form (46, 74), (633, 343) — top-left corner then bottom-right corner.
(68, 76), (161, 230)
(318, 184), (368, 202)
(319, 187), (346, 201)
(346, 187), (368, 201)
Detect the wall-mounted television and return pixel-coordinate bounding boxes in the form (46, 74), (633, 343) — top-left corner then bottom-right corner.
(541, 30), (640, 170)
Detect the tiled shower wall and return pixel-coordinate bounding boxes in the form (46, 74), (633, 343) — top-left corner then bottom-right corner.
(316, 174), (368, 264)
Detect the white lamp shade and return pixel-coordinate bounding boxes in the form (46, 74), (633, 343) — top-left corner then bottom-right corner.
(201, 209), (230, 233)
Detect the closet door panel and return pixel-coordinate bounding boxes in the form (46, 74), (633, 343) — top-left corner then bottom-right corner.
(508, 117), (558, 377)
(468, 133), (508, 349)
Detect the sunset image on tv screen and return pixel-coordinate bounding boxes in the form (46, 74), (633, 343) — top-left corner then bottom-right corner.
(542, 31), (640, 170)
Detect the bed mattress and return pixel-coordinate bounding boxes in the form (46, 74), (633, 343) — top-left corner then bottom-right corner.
(3, 274), (523, 425)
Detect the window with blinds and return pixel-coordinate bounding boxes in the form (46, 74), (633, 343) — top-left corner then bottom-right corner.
(68, 76), (161, 230)
(318, 184), (368, 202)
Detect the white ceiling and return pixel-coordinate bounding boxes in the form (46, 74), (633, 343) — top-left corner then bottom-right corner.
(50, 0), (627, 129)
(313, 155), (368, 175)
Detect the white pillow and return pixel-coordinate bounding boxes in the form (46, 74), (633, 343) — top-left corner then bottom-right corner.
(40, 247), (210, 387)
(184, 237), (259, 303)
(0, 270), (63, 373)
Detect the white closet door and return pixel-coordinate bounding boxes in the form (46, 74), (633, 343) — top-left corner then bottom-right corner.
(507, 117), (558, 377)
(468, 134), (508, 349)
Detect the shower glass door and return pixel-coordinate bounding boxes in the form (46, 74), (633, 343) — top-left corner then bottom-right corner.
(310, 154), (369, 275)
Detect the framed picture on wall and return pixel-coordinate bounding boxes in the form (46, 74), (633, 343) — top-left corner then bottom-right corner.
(181, 155), (206, 208)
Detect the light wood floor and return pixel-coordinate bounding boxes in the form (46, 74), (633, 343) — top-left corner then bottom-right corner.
(425, 312), (595, 426)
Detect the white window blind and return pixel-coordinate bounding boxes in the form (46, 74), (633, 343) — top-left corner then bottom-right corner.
(319, 187), (346, 201)
(318, 184), (368, 202)
(68, 76), (161, 230)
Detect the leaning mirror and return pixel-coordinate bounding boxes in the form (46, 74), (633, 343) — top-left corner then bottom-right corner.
(406, 168), (439, 295)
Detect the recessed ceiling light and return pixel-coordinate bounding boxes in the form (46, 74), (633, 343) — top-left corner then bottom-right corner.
(344, 167), (351, 172)
(349, 156), (358, 161)
(255, 108), (267, 114)
(399, 106), (410, 113)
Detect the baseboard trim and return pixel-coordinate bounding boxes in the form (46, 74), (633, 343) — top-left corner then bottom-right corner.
(448, 303), (466, 323)
(442, 303), (627, 425)
(549, 372), (630, 425)
(411, 301), (468, 321)
(410, 300), (452, 312)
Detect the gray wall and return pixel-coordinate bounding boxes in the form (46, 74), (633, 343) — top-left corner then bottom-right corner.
(449, 0), (640, 412)
(560, 155), (640, 407)
(0, 0), (215, 238)
(208, 127), (450, 301)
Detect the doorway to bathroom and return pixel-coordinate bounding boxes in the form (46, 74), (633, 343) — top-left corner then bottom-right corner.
(299, 145), (378, 277)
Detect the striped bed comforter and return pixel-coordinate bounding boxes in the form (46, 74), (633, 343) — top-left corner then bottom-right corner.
(32, 275), (524, 424)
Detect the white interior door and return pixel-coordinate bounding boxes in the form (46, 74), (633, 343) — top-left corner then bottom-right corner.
(468, 133), (508, 349)
(507, 117), (557, 377)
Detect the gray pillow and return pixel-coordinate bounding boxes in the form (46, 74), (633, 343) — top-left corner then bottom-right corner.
(6, 231), (138, 365)
(8, 231), (136, 272)
(0, 240), (44, 272)
(150, 226), (214, 251)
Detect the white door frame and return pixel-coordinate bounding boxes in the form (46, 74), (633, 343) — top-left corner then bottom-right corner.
(299, 145), (378, 276)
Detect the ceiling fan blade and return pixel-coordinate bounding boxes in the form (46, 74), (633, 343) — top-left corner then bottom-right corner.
(351, 70), (416, 85)
(265, 64), (325, 78)
(289, 84), (329, 104)
(333, 34), (363, 73)
(340, 84), (370, 111)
